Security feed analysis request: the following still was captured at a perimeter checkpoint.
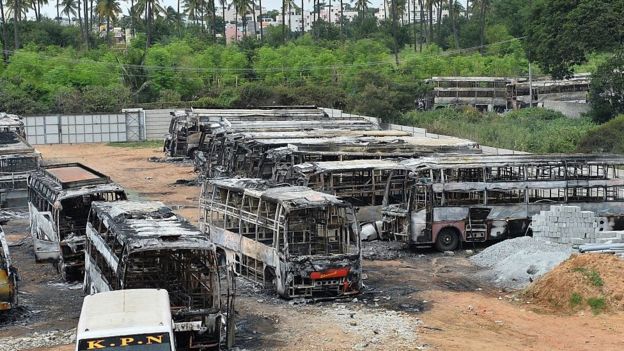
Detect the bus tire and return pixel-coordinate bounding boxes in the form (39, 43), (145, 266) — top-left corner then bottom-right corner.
(435, 227), (460, 251)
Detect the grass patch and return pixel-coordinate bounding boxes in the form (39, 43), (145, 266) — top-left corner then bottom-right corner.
(573, 267), (604, 287)
(570, 292), (583, 308)
(587, 297), (606, 314)
(107, 140), (163, 149)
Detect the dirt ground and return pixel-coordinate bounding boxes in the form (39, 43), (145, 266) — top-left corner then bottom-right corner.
(2, 143), (624, 351)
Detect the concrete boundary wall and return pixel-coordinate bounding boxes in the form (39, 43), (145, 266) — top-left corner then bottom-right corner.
(23, 110), (145, 145)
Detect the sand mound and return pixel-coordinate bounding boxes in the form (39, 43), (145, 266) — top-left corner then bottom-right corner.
(524, 253), (624, 313)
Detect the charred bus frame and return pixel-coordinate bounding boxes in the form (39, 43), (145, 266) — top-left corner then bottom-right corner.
(199, 178), (362, 299)
(382, 155), (624, 251)
(0, 224), (18, 311)
(28, 163), (127, 280)
(84, 200), (235, 350)
(0, 132), (40, 208)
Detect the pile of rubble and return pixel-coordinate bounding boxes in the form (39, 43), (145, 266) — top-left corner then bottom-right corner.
(0, 329), (75, 351)
(471, 237), (573, 289)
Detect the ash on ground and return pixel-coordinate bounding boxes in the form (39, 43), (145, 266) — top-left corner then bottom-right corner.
(362, 240), (412, 260)
(148, 156), (193, 165)
(0, 329), (75, 351)
(470, 236), (574, 290)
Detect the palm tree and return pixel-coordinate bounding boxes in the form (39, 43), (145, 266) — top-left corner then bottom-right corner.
(96, 0), (122, 45)
(353, 0), (369, 19)
(448, 0), (459, 48)
(258, 0), (263, 40)
(184, 0), (200, 25)
(219, 0), (226, 38)
(0, 0), (8, 61)
(134, 0), (165, 49)
(58, 0), (77, 24)
(6, 0), (28, 48)
(477, 0), (489, 53)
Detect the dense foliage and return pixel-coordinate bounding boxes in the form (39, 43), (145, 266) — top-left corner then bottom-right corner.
(400, 108), (596, 153)
(0, 0), (622, 154)
(577, 115), (624, 154)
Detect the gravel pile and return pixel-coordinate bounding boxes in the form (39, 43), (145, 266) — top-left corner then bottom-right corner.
(471, 236), (574, 290)
(0, 329), (75, 351)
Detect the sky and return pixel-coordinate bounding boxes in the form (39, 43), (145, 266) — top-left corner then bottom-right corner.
(39, 0), (468, 21)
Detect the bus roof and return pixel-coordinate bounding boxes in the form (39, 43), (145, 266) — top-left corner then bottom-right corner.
(30, 163), (125, 200)
(90, 201), (214, 253)
(37, 163), (112, 189)
(0, 132), (35, 155)
(400, 154), (624, 170)
(209, 178), (348, 210)
(77, 289), (173, 338)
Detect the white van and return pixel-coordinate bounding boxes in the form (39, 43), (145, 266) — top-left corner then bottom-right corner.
(75, 289), (175, 351)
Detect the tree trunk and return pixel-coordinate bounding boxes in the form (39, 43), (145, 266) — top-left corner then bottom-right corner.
(177, 0), (181, 36)
(107, 15), (111, 46)
(222, 4), (225, 39)
(56, 0), (60, 22)
(406, 0), (410, 46)
(83, 0), (89, 48)
(436, 0), (441, 40)
(200, 0), (205, 32)
(281, 0), (285, 42)
(301, 0), (304, 33)
(259, 0), (263, 40)
(12, 0), (19, 49)
(0, 0), (7, 61)
(212, 0), (217, 39)
(339, 0), (342, 34)
(145, 1), (152, 49)
(90, 0), (94, 30)
(288, 0), (291, 35)
(449, 0), (459, 48)
(418, 0), (423, 51)
(130, 0), (134, 36)
(427, 0), (432, 43)
(479, 0), (486, 53)
(465, 0), (469, 18)
(412, 0), (417, 51)
(328, 0), (331, 23)
(252, 5), (257, 37)
(391, 0), (399, 65)
(235, 10), (238, 41)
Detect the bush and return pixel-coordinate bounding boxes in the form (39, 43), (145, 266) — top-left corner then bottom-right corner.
(589, 51), (624, 123)
(577, 115), (624, 153)
(401, 107), (596, 153)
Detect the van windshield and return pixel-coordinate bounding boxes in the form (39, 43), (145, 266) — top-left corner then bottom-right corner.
(77, 333), (172, 351)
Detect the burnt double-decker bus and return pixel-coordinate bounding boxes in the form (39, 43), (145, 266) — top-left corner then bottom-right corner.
(84, 200), (235, 350)
(199, 178), (361, 299)
(28, 163), (126, 280)
(383, 154), (624, 251)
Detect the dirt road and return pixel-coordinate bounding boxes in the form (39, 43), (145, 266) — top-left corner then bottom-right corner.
(2, 143), (624, 351)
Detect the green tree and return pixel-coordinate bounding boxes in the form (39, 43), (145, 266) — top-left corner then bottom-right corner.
(526, 0), (624, 79)
(96, 0), (122, 45)
(589, 51), (624, 123)
(134, 0), (165, 49)
(58, 0), (78, 24)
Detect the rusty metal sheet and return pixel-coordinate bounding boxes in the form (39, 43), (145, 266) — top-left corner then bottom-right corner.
(46, 166), (101, 183)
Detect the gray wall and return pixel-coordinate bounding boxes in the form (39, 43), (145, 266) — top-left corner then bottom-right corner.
(24, 111), (145, 145)
(144, 109), (173, 140)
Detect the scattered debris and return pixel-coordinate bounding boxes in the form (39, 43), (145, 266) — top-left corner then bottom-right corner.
(471, 237), (573, 289)
(361, 241), (410, 260)
(0, 329), (76, 351)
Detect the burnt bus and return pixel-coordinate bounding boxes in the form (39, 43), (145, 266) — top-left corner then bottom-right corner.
(85, 201), (235, 350)
(28, 163), (126, 280)
(0, 132), (40, 208)
(199, 178), (362, 299)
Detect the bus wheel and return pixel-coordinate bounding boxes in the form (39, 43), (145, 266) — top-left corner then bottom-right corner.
(435, 228), (460, 251)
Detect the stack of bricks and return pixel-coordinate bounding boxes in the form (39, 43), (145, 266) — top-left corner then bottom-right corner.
(532, 205), (599, 245)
